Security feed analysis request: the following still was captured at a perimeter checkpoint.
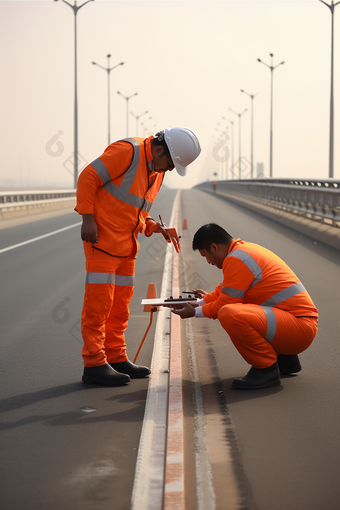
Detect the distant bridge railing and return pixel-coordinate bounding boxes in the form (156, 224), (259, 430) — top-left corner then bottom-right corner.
(195, 179), (340, 227)
(0, 190), (76, 217)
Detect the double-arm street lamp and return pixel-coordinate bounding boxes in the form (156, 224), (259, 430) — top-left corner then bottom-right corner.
(258, 53), (285, 178)
(240, 89), (258, 179)
(215, 125), (229, 180)
(55, 0), (94, 189)
(319, 0), (340, 178)
(130, 110), (148, 137)
(222, 117), (235, 172)
(229, 108), (248, 179)
(117, 91), (138, 137)
(92, 55), (124, 146)
(140, 117), (152, 137)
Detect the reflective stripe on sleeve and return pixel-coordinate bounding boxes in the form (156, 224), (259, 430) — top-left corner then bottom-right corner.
(91, 157), (111, 184)
(227, 250), (262, 288)
(260, 281), (306, 307)
(115, 275), (135, 287)
(260, 306), (277, 343)
(222, 287), (246, 298)
(86, 272), (116, 284)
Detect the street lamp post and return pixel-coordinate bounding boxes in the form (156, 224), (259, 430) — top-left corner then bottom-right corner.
(229, 108), (248, 179)
(224, 126), (230, 180)
(240, 89), (258, 178)
(258, 53), (285, 178)
(92, 55), (124, 146)
(140, 118), (152, 137)
(319, 0), (340, 178)
(117, 91), (138, 137)
(215, 125), (229, 180)
(222, 117), (235, 175)
(55, 0), (94, 189)
(130, 110), (148, 136)
(211, 137), (221, 179)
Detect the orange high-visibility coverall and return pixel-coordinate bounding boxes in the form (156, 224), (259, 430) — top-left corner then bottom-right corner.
(76, 137), (164, 367)
(199, 239), (318, 368)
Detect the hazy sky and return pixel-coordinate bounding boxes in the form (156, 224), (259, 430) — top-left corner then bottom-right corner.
(0, 0), (339, 190)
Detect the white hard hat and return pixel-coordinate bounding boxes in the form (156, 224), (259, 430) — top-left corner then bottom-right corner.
(164, 126), (201, 176)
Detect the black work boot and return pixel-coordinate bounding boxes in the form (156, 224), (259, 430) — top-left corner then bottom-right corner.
(277, 354), (301, 376)
(109, 360), (151, 379)
(82, 364), (130, 386)
(231, 362), (281, 390)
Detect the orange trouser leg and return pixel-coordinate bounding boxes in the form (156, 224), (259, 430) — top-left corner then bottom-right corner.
(218, 303), (318, 369)
(104, 259), (135, 363)
(81, 243), (135, 367)
(81, 282), (114, 367)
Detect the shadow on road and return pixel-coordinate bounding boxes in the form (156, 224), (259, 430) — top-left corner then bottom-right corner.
(0, 382), (149, 429)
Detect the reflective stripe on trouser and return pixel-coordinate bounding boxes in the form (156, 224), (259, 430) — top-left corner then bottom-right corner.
(217, 303), (318, 369)
(81, 242), (135, 367)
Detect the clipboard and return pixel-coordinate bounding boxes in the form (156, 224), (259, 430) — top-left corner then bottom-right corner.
(141, 296), (198, 306)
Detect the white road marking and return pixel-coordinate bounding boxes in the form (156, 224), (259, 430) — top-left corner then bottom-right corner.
(131, 192), (178, 510)
(181, 247), (217, 510)
(0, 222), (82, 254)
(163, 192), (185, 509)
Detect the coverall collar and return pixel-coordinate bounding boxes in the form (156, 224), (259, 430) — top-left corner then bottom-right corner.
(227, 238), (242, 255)
(145, 136), (154, 163)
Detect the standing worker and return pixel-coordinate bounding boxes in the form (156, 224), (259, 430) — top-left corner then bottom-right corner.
(170, 223), (318, 390)
(76, 127), (201, 386)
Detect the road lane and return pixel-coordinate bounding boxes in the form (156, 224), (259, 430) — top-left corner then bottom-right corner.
(0, 223), (81, 254)
(180, 189), (340, 510)
(0, 209), (82, 251)
(0, 187), (177, 510)
(2, 186), (339, 510)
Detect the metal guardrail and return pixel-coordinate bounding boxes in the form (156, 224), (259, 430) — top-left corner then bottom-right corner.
(0, 189), (76, 219)
(0, 190), (76, 207)
(195, 179), (340, 227)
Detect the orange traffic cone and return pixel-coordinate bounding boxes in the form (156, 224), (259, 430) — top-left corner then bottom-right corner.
(143, 283), (158, 312)
(182, 219), (188, 229)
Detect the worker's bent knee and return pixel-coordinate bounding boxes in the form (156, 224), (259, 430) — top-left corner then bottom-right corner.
(218, 304), (256, 336)
(217, 305), (232, 322)
(217, 305), (236, 330)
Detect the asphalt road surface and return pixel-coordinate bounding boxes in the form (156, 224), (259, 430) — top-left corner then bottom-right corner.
(180, 189), (340, 510)
(0, 187), (176, 510)
(1, 187), (339, 510)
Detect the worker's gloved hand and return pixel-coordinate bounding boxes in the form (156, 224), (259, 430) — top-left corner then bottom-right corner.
(145, 219), (171, 242)
(81, 214), (98, 244)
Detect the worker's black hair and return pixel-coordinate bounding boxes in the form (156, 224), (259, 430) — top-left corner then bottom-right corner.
(192, 223), (233, 252)
(153, 131), (173, 162)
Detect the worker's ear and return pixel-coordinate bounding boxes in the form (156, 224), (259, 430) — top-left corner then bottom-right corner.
(151, 141), (164, 159)
(154, 145), (164, 157)
(210, 243), (219, 254)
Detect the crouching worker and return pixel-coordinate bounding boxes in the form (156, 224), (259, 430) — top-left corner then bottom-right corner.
(171, 223), (318, 390)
